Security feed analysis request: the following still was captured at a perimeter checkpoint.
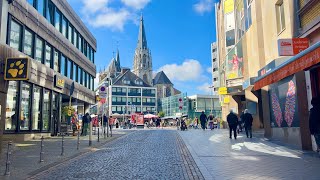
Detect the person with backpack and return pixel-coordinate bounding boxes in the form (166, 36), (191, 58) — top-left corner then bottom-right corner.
(243, 109), (253, 138)
(309, 97), (320, 152)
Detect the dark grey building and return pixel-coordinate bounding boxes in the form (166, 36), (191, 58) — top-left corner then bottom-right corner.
(0, 0), (97, 141)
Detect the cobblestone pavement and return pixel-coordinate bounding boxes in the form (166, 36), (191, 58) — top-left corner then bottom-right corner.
(0, 128), (130, 180)
(179, 129), (320, 180)
(28, 130), (204, 180)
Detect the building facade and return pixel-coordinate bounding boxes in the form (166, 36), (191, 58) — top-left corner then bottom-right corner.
(161, 93), (188, 118)
(188, 95), (221, 120)
(0, 0), (96, 142)
(211, 42), (219, 94)
(133, 16), (153, 86)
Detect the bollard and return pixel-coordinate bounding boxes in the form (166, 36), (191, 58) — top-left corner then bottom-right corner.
(4, 141), (12, 176)
(61, 134), (65, 156)
(104, 125), (106, 139)
(77, 129), (80, 150)
(89, 121), (92, 146)
(40, 136), (44, 163)
(98, 127), (100, 142)
(110, 125), (112, 137)
(107, 122), (109, 137)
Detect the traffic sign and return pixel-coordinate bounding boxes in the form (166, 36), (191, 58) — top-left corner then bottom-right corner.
(99, 85), (107, 98)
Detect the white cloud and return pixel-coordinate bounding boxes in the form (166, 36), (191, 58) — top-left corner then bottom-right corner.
(206, 67), (212, 74)
(121, 0), (151, 10)
(79, 0), (151, 31)
(193, 0), (214, 15)
(157, 59), (203, 82)
(197, 82), (213, 94)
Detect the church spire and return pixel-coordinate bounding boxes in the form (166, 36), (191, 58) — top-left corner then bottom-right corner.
(137, 14), (148, 50)
(115, 49), (121, 72)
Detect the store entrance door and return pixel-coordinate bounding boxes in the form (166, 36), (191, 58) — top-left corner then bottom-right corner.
(52, 110), (59, 136)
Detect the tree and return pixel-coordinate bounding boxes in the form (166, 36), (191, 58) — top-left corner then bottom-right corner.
(158, 111), (165, 118)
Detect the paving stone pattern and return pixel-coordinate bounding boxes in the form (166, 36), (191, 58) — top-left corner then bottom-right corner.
(179, 129), (320, 180)
(28, 130), (204, 180)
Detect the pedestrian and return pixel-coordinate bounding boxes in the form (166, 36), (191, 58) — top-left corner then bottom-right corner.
(81, 113), (88, 136)
(208, 114), (214, 130)
(227, 110), (238, 139)
(242, 109), (253, 138)
(103, 114), (108, 127)
(71, 114), (78, 136)
(194, 117), (199, 129)
(199, 111), (207, 131)
(309, 97), (320, 152)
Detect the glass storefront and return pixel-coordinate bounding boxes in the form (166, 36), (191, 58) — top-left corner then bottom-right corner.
(32, 86), (41, 130)
(5, 81), (18, 131)
(43, 89), (50, 131)
(20, 82), (31, 131)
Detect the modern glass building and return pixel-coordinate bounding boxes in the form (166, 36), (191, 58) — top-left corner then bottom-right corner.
(0, 0), (97, 138)
(188, 95), (222, 120)
(161, 93), (188, 118)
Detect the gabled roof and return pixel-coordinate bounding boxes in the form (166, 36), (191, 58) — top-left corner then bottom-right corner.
(153, 71), (173, 85)
(113, 70), (152, 87)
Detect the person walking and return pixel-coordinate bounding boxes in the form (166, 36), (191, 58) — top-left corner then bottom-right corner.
(309, 97), (320, 152)
(208, 114), (214, 130)
(243, 109), (253, 138)
(194, 117), (199, 129)
(227, 110), (238, 139)
(199, 111), (208, 131)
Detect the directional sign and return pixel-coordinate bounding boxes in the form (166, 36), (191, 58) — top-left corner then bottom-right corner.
(99, 85), (107, 98)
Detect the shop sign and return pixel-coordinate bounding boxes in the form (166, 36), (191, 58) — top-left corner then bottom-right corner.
(136, 115), (144, 125)
(218, 87), (228, 95)
(4, 57), (30, 80)
(226, 77), (243, 87)
(278, 38), (309, 56)
(224, 96), (230, 104)
(54, 75), (65, 88)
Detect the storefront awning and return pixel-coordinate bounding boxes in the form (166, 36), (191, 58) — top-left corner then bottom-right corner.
(254, 41), (320, 90)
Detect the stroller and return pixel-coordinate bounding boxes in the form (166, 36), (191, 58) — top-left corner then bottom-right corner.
(180, 119), (187, 131)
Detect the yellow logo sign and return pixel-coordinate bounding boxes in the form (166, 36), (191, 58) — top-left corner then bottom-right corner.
(224, 96), (230, 104)
(54, 75), (65, 88)
(218, 87), (228, 95)
(227, 73), (237, 79)
(4, 58), (29, 80)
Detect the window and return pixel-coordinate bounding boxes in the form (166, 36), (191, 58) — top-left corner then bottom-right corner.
(27, 0), (34, 6)
(88, 74), (91, 89)
(112, 88), (117, 92)
(62, 17), (67, 37)
(74, 29), (78, 47)
(214, 78), (217, 81)
(276, 1), (286, 34)
(87, 73), (90, 88)
(112, 106), (116, 111)
(37, 0), (45, 16)
(21, 82), (31, 131)
(91, 76), (94, 90)
(45, 44), (52, 68)
(226, 29), (235, 47)
(89, 47), (92, 61)
(67, 59), (72, 79)
(35, 37), (44, 63)
(43, 89), (50, 131)
(5, 81), (18, 131)
(83, 71), (86, 86)
(73, 63), (77, 81)
(54, 50), (59, 72)
(55, 9), (61, 32)
(68, 24), (73, 43)
(23, 29), (33, 57)
(92, 50), (95, 63)
(78, 35), (82, 52)
(78, 67), (82, 84)
(47, 0), (55, 25)
(9, 20), (22, 51)
(32, 86), (41, 130)
(60, 55), (66, 76)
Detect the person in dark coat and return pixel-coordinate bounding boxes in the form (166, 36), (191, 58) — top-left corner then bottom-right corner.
(199, 111), (208, 130)
(243, 109), (253, 138)
(227, 110), (238, 139)
(81, 114), (88, 136)
(309, 97), (320, 152)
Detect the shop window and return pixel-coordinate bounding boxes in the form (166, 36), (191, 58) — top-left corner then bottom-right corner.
(43, 89), (50, 131)
(37, 0), (45, 16)
(67, 59), (72, 79)
(23, 29), (33, 57)
(54, 50), (59, 72)
(35, 37), (44, 63)
(32, 86), (41, 130)
(73, 63), (78, 82)
(62, 17), (67, 37)
(9, 20), (22, 51)
(55, 9), (61, 32)
(45, 44), (52, 68)
(276, 1), (286, 34)
(5, 81), (18, 131)
(60, 55), (66, 76)
(47, 0), (55, 25)
(21, 82), (31, 131)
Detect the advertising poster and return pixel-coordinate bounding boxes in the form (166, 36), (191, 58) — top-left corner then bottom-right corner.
(136, 115), (144, 125)
(269, 75), (299, 128)
(226, 41), (244, 79)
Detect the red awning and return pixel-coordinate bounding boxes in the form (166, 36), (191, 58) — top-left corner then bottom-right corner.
(254, 42), (320, 90)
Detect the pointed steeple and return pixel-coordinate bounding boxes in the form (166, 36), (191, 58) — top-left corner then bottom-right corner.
(137, 15), (148, 50)
(115, 49), (121, 72)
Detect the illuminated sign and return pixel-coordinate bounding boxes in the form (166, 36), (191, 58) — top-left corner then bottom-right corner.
(54, 75), (65, 88)
(4, 58), (30, 80)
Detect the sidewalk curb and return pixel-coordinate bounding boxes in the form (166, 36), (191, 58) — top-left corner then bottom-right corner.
(26, 130), (136, 179)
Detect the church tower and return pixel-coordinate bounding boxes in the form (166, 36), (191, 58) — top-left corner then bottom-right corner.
(133, 15), (153, 86)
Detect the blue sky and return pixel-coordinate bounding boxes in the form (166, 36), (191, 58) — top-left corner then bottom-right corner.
(67, 0), (218, 95)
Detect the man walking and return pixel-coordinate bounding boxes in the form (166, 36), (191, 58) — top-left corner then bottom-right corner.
(200, 111), (207, 131)
(227, 110), (238, 139)
(243, 109), (253, 138)
(309, 97), (320, 152)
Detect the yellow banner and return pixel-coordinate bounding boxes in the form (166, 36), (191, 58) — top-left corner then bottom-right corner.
(218, 87), (228, 95)
(224, 0), (234, 14)
(224, 96), (230, 104)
